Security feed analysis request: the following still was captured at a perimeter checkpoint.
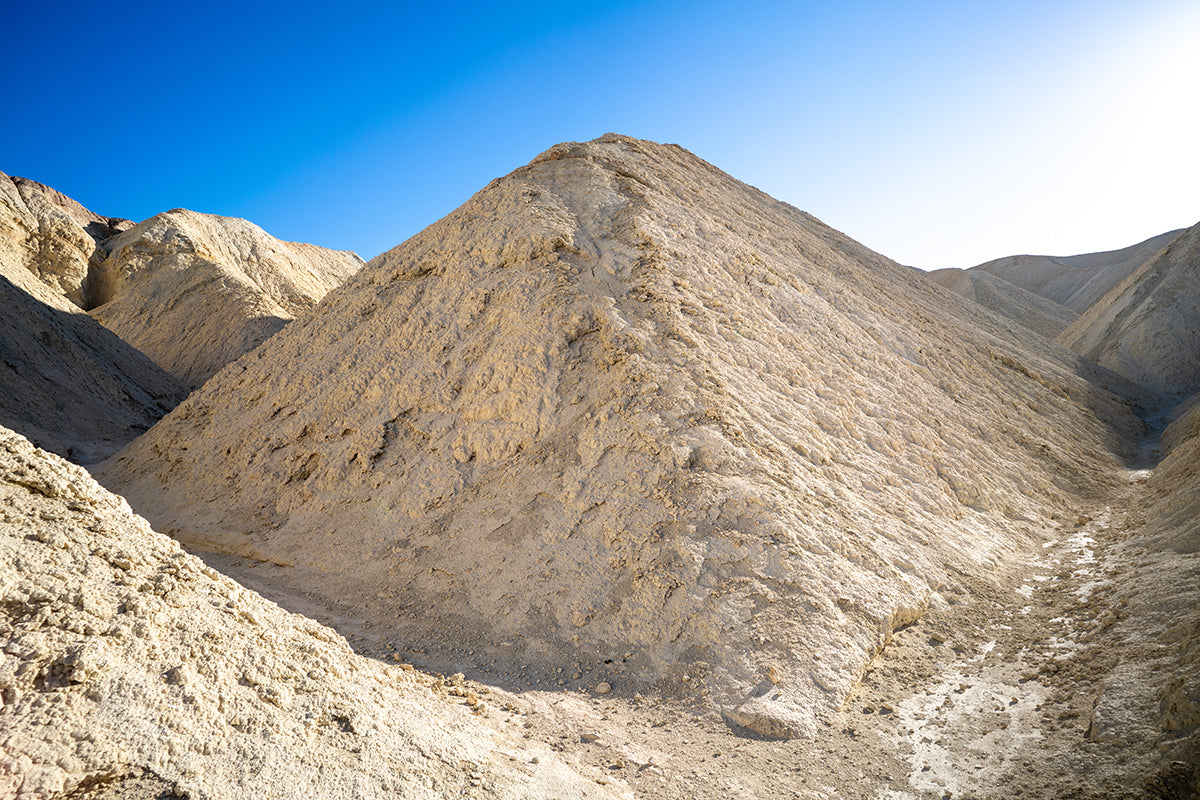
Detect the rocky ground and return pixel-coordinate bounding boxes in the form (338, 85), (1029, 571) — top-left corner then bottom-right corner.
(207, 449), (1196, 799)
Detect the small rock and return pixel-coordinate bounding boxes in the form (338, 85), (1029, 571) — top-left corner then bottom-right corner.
(580, 732), (601, 743)
(595, 681), (612, 694)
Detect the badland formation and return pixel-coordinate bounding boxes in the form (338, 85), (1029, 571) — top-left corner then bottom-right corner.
(2, 135), (1197, 799)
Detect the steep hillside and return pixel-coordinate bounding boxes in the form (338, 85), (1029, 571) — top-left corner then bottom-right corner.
(97, 134), (1149, 739)
(0, 178), (187, 463)
(925, 266), (1078, 338)
(972, 229), (1182, 312)
(89, 210), (363, 387)
(0, 268), (186, 464)
(1, 171), (362, 389)
(0, 426), (624, 800)
(1058, 220), (1200, 399)
(0, 172), (131, 308)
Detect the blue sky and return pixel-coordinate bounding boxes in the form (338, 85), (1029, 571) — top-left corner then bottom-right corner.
(6, 1), (1199, 268)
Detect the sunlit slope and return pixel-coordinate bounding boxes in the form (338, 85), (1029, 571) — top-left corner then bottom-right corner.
(98, 134), (1147, 738)
(925, 267), (1078, 338)
(0, 182), (186, 463)
(972, 229), (1182, 313)
(90, 209), (363, 388)
(0, 426), (624, 800)
(0, 171), (131, 307)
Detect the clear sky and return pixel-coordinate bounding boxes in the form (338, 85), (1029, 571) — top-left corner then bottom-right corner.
(6, 0), (1199, 269)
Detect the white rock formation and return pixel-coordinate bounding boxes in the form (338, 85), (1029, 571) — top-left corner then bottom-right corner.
(925, 266), (1078, 338)
(0, 425), (626, 800)
(971, 228), (1183, 313)
(1058, 220), (1200, 399)
(90, 210), (363, 387)
(97, 134), (1151, 739)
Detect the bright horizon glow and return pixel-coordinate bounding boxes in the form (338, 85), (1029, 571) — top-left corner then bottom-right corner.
(5, 0), (1198, 270)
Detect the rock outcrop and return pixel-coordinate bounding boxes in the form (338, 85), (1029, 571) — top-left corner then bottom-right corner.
(1057, 220), (1200, 399)
(1, 177), (187, 463)
(0, 426), (625, 800)
(97, 134), (1151, 739)
(925, 266), (1079, 338)
(90, 210), (363, 387)
(0, 173), (131, 308)
(2, 171), (362, 390)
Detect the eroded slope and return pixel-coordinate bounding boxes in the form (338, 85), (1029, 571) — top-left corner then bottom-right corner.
(1059, 220), (1200, 399)
(0, 173), (131, 308)
(0, 426), (624, 800)
(97, 134), (1149, 739)
(925, 267), (1079, 338)
(972, 229), (1182, 313)
(90, 210), (363, 387)
(0, 270), (186, 464)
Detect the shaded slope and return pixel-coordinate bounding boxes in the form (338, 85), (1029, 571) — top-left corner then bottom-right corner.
(0, 177), (188, 463)
(973, 228), (1182, 312)
(925, 267), (1079, 338)
(0, 426), (625, 800)
(0, 271), (186, 464)
(1139, 394), (1200, 554)
(90, 210), (363, 387)
(97, 134), (1148, 739)
(1058, 220), (1200, 399)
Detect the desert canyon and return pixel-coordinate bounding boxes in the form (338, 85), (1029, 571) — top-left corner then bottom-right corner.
(1, 135), (1197, 799)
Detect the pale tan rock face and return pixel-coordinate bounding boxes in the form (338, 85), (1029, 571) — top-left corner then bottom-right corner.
(0, 172), (131, 308)
(1058, 220), (1200, 399)
(97, 134), (1150, 739)
(971, 228), (1183, 313)
(925, 267), (1079, 338)
(0, 176), (187, 464)
(0, 426), (626, 800)
(89, 210), (363, 388)
(2, 170), (362, 390)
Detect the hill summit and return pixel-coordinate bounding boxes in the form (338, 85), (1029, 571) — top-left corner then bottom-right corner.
(99, 134), (1148, 738)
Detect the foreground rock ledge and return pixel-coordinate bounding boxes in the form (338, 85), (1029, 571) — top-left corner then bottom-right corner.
(0, 426), (625, 800)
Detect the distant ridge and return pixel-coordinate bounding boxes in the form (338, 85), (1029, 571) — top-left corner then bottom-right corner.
(925, 267), (1078, 338)
(1059, 219), (1200, 399)
(971, 229), (1183, 312)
